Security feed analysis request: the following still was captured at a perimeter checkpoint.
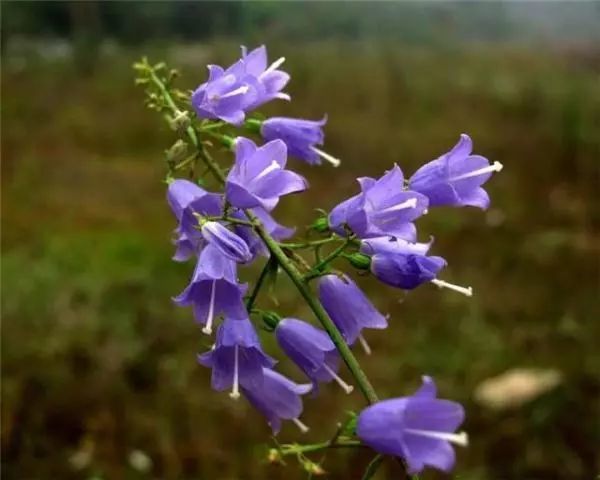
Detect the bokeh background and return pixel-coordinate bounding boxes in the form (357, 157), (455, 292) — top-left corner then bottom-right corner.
(2, 2), (599, 479)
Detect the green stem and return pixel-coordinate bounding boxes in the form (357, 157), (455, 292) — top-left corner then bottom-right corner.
(279, 236), (339, 250)
(281, 440), (363, 456)
(246, 257), (275, 311)
(362, 454), (384, 480)
(309, 237), (353, 274)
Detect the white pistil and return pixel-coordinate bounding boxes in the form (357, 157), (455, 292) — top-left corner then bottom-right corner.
(450, 161), (503, 182)
(274, 92), (291, 101)
(253, 160), (280, 182)
(431, 279), (473, 297)
(357, 334), (372, 355)
(310, 146), (341, 167)
(219, 85), (250, 99)
(260, 57), (286, 77)
(292, 417), (310, 433)
(404, 428), (469, 447)
(202, 281), (217, 335)
(379, 197), (418, 214)
(229, 345), (240, 400)
(322, 364), (354, 394)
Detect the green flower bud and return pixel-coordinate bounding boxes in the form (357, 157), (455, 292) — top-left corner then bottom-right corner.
(346, 253), (371, 270)
(311, 216), (330, 233)
(261, 311), (281, 330)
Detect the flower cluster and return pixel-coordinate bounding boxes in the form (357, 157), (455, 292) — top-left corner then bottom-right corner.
(138, 45), (502, 477)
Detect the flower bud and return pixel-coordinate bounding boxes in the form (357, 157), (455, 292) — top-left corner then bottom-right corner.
(346, 253), (371, 270)
(261, 311), (281, 330)
(311, 216), (330, 233)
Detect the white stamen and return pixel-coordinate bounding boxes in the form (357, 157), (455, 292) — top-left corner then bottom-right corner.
(310, 146), (341, 167)
(322, 364), (354, 394)
(357, 334), (372, 355)
(292, 417), (309, 433)
(202, 281), (217, 335)
(229, 345), (240, 399)
(404, 428), (469, 447)
(450, 161), (503, 182)
(253, 160), (280, 182)
(260, 57), (286, 77)
(220, 85), (250, 99)
(379, 197), (418, 214)
(431, 279), (473, 297)
(274, 92), (291, 101)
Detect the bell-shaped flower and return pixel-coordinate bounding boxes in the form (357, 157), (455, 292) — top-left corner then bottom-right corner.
(225, 138), (308, 211)
(370, 251), (473, 297)
(191, 60), (255, 125)
(261, 116), (340, 167)
(408, 134), (502, 209)
(173, 245), (247, 335)
(230, 207), (295, 261)
(318, 274), (388, 354)
(242, 367), (312, 435)
(357, 376), (467, 475)
(275, 318), (353, 394)
(329, 166), (427, 240)
(360, 236), (433, 257)
(191, 45), (290, 125)
(240, 45), (291, 110)
(198, 316), (276, 399)
(167, 179), (223, 261)
(200, 220), (252, 263)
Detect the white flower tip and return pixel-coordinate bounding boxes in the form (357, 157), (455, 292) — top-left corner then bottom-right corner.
(292, 418), (309, 433)
(454, 431), (469, 447)
(423, 208), (429, 215)
(201, 326), (212, 335)
(311, 146), (341, 167)
(493, 161), (504, 172)
(229, 391), (241, 400)
(343, 384), (355, 395)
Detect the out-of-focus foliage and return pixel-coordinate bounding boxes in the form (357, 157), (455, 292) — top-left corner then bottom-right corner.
(2, 2), (599, 479)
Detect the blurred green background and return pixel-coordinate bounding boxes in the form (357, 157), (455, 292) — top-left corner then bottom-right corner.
(2, 2), (599, 479)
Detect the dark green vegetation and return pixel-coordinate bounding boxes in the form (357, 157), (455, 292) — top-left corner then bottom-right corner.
(2, 42), (599, 479)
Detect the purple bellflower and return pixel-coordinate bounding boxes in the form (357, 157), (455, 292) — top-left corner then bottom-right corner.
(357, 376), (467, 475)
(275, 318), (353, 394)
(198, 316), (275, 399)
(329, 166), (428, 239)
(167, 179), (223, 261)
(240, 45), (291, 110)
(242, 368), (312, 434)
(225, 138), (308, 211)
(409, 134), (503, 209)
(261, 116), (341, 167)
(318, 274), (388, 354)
(191, 45), (289, 125)
(363, 238), (473, 296)
(173, 244), (247, 335)
(199, 220), (253, 263)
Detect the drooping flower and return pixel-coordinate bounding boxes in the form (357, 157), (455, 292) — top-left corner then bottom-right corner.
(225, 138), (308, 211)
(242, 367), (312, 434)
(408, 134), (503, 209)
(199, 220), (253, 263)
(329, 166), (427, 239)
(370, 252), (447, 290)
(275, 318), (353, 394)
(357, 376), (467, 475)
(173, 244), (247, 335)
(167, 179), (223, 261)
(260, 116), (340, 167)
(198, 317), (275, 399)
(191, 45), (290, 125)
(318, 274), (388, 354)
(369, 250), (473, 296)
(231, 207), (295, 260)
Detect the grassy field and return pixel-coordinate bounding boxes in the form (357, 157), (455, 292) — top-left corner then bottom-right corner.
(2, 41), (599, 479)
